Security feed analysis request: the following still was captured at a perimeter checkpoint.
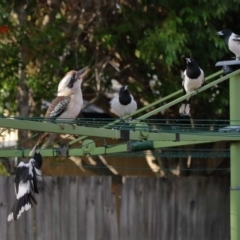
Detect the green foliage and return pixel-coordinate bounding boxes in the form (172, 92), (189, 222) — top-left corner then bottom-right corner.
(0, 0), (240, 119)
(0, 162), (9, 175)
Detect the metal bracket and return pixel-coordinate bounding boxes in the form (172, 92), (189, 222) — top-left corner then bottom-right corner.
(127, 141), (154, 152)
(56, 143), (69, 157)
(215, 60), (240, 74)
(135, 122), (149, 141)
(172, 126), (180, 142)
(82, 139), (96, 156)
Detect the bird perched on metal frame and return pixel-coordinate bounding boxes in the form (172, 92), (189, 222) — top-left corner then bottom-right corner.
(110, 85), (137, 122)
(217, 29), (240, 59)
(8, 149), (53, 221)
(29, 66), (89, 156)
(179, 58), (204, 116)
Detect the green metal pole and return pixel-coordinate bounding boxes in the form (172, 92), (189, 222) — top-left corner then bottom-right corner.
(230, 72), (240, 240)
(69, 70), (223, 145)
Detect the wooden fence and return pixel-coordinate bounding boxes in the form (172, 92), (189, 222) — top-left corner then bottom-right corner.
(0, 176), (229, 240)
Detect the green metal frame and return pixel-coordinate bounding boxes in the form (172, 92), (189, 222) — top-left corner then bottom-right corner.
(0, 68), (238, 240)
(0, 69), (239, 158)
(230, 72), (240, 240)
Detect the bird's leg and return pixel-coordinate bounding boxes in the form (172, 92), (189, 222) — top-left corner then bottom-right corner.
(119, 117), (125, 123)
(195, 88), (200, 94)
(71, 124), (77, 129)
(60, 123), (77, 130)
(70, 119), (77, 129)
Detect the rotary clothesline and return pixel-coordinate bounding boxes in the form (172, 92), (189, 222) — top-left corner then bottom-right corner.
(0, 68), (239, 157)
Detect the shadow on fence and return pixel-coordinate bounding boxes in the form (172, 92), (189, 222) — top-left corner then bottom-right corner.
(0, 176), (229, 240)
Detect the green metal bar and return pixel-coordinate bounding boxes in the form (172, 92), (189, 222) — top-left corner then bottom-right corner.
(0, 144), (127, 157)
(136, 69), (240, 120)
(147, 131), (240, 141)
(230, 72), (240, 240)
(153, 140), (216, 148)
(69, 70), (223, 145)
(122, 69), (223, 119)
(0, 140), (219, 157)
(1, 116), (240, 143)
(0, 117), (121, 139)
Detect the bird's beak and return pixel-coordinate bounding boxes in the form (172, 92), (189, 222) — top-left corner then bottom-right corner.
(217, 31), (223, 36)
(124, 85), (128, 91)
(185, 58), (191, 63)
(76, 66), (90, 79)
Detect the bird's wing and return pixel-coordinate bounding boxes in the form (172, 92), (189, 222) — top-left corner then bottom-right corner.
(30, 159), (54, 196)
(14, 162), (31, 196)
(232, 34), (240, 42)
(33, 148), (42, 169)
(182, 70), (187, 93)
(200, 68), (205, 84)
(110, 97), (122, 117)
(8, 162), (35, 222)
(45, 96), (71, 119)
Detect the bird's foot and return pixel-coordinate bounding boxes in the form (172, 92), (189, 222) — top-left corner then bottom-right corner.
(60, 124), (65, 130)
(119, 118), (125, 123)
(71, 124), (77, 129)
(195, 89), (200, 94)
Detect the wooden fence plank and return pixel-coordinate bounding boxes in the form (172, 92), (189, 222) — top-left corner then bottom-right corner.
(0, 175), (231, 240)
(86, 177), (95, 240)
(77, 177), (87, 239)
(119, 178), (129, 240)
(103, 177), (119, 240)
(0, 176), (8, 240)
(94, 176), (103, 240)
(135, 178), (144, 240)
(69, 176), (78, 240)
(35, 184), (46, 240)
(60, 176), (70, 240)
(52, 177), (61, 240)
(6, 176), (16, 240)
(25, 201), (34, 240)
(44, 176), (53, 240)
(15, 207), (26, 240)
(142, 178), (151, 240)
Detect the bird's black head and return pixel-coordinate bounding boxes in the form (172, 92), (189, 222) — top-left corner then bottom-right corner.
(119, 85), (132, 105)
(185, 58), (201, 79)
(186, 58), (197, 65)
(217, 29), (232, 44)
(33, 148), (43, 169)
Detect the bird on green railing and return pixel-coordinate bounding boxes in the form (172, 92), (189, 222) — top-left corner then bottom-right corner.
(110, 85), (137, 122)
(179, 58), (205, 116)
(7, 149), (53, 221)
(29, 66), (90, 156)
(217, 29), (240, 60)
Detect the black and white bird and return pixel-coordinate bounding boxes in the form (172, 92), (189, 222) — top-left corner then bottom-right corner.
(179, 58), (204, 116)
(217, 29), (240, 59)
(8, 149), (52, 221)
(110, 85), (137, 121)
(29, 66), (89, 156)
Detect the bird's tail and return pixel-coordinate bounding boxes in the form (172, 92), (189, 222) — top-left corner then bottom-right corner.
(29, 132), (49, 156)
(179, 98), (191, 116)
(7, 193), (37, 222)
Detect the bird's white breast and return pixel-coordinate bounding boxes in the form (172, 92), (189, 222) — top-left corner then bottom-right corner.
(59, 91), (83, 119)
(183, 69), (204, 93)
(110, 95), (137, 118)
(229, 34), (240, 58)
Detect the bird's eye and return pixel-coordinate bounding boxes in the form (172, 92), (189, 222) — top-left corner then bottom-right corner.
(70, 74), (76, 82)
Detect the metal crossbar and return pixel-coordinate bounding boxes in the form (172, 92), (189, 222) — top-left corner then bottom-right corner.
(0, 69), (239, 158)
